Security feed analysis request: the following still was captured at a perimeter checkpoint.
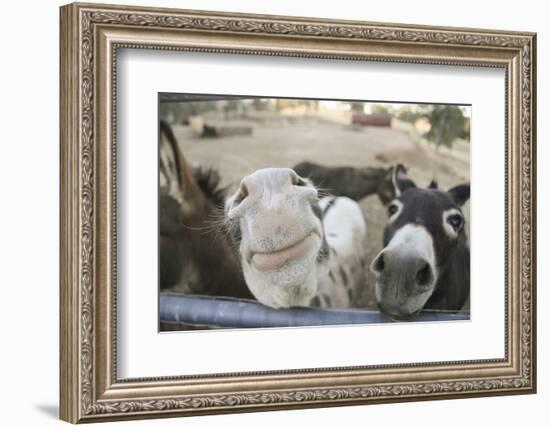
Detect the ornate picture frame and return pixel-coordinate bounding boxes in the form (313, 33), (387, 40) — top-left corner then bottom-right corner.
(60, 2), (536, 423)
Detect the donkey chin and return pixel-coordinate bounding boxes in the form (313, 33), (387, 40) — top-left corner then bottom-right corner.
(241, 231), (323, 309)
(374, 284), (435, 321)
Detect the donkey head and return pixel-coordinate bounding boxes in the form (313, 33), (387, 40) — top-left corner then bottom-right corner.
(371, 166), (470, 319)
(225, 168), (329, 308)
(375, 164), (417, 205)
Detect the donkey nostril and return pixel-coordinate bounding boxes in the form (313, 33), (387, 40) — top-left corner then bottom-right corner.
(416, 262), (433, 287)
(373, 253), (385, 273)
(234, 181), (249, 205)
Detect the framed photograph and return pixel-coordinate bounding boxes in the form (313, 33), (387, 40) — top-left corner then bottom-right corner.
(157, 94), (473, 330)
(60, 2), (537, 423)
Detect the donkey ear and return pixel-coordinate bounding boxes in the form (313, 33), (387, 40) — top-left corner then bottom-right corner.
(448, 183), (470, 206)
(391, 163), (416, 197)
(377, 164), (416, 205)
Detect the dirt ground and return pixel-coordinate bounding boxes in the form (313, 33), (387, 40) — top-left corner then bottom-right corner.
(172, 117), (470, 308)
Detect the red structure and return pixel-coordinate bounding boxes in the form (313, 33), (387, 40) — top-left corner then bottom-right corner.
(351, 112), (392, 127)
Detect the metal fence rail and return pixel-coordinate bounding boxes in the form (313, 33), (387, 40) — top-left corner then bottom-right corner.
(160, 293), (470, 329)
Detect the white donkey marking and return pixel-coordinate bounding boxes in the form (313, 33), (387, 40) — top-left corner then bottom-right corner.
(226, 168), (367, 309)
(317, 197), (367, 308)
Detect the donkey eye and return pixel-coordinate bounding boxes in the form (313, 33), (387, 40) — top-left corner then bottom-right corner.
(447, 214), (463, 230)
(387, 200), (403, 222)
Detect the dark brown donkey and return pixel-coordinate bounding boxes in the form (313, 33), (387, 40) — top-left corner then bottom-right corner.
(292, 161), (402, 205)
(159, 121), (251, 299)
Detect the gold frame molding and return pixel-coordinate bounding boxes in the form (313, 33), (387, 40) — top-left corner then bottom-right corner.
(60, 2), (537, 423)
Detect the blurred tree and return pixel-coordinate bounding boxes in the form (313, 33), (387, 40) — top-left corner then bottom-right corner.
(306, 100), (319, 111)
(275, 99), (293, 111)
(224, 100), (240, 112)
(349, 102), (364, 112)
(273, 98), (316, 112)
(460, 116), (471, 141)
(426, 105), (466, 148)
(397, 107), (423, 123)
(370, 104), (390, 114)
(252, 98), (269, 111)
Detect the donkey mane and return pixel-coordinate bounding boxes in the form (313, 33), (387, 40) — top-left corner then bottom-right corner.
(160, 120), (227, 209)
(192, 166), (227, 209)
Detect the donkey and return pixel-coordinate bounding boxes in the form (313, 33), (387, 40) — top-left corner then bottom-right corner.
(159, 121), (252, 299)
(292, 161), (398, 205)
(225, 168), (367, 309)
(160, 121), (367, 308)
(370, 165), (470, 320)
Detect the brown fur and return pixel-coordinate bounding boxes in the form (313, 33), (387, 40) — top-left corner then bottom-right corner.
(292, 161), (401, 205)
(159, 121), (251, 299)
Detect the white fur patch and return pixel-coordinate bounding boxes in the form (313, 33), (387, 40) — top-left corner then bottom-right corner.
(442, 208), (463, 239)
(392, 169), (401, 197)
(320, 197), (366, 260)
(387, 199), (403, 224)
(392, 167), (407, 197)
(318, 197), (367, 308)
(385, 224), (436, 270)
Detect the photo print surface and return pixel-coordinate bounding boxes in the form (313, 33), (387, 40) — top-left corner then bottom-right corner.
(158, 94), (471, 331)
